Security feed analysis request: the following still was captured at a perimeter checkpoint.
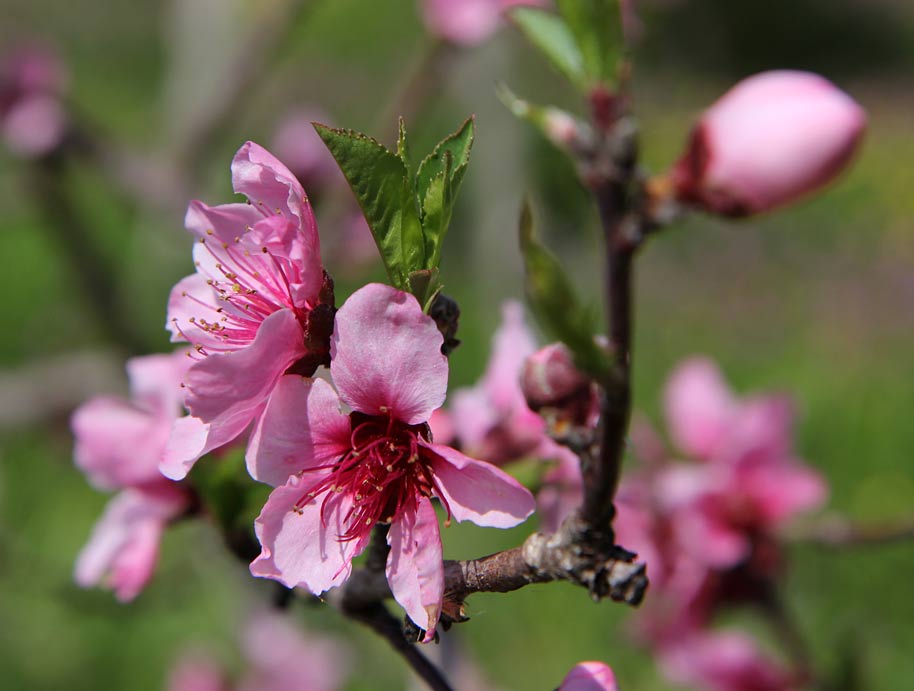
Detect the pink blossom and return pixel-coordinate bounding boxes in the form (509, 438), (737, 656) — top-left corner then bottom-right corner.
(238, 611), (348, 691)
(521, 341), (599, 428)
(72, 352), (192, 601)
(248, 284), (535, 640)
(270, 108), (342, 195)
(536, 443), (583, 532)
(73, 351), (189, 490)
(451, 301), (547, 464)
(162, 141), (333, 480)
(0, 44), (69, 157)
(168, 653), (229, 691)
(74, 484), (188, 601)
(673, 70), (866, 217)
(421, 0), (547, 46)
(660, 630), (798, 691)
(559, 661), (618, 691)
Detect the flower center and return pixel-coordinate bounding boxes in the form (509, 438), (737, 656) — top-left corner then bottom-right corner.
(296, 412), (445, 541)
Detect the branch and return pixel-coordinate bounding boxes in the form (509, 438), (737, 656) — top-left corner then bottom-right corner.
(789, 516), (914, 548)
(343, 603), (454, 691)
(341, 513), (647, 616)
(29, 157), (148, 355)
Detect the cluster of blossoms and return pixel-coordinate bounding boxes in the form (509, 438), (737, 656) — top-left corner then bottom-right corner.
(614, 358), (827, 690)
(73, 141), (535, 642)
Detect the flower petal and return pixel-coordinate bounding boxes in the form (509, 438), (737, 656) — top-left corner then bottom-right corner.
(126, 351), (191, 419)
(160, 411), (252, 480)
(250, 476), (368, 593)
(664, 357), (736, 460)
(184, 199), (262, 245)
(247, 376), (351, 487)
(231, 141), (314, 231)
(184, 308), (305, 425)
(559, 661), (618, 691)
(331, 284), (447, 424)
(426, 442), (535, 528)
(74, 484), (187, 602)
(166, 273), (228, 351)
(386, 497), (444, 642)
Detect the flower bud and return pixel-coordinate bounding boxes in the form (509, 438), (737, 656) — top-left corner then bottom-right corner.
(521, 343), (596, 427)
(672, 70), (866, 217)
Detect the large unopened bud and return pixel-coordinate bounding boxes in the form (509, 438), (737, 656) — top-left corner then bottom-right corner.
(672, 70), (866, 217)
(521, 343), (597, 429)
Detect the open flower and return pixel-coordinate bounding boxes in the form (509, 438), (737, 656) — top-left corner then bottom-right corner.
(162, 141), (334, 480)
(248, 284), (535, 639)
(421, 0), (548, 46)
(71, 352), (191, 601)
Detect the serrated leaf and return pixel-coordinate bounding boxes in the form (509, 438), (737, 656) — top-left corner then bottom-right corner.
(416, 116), (475, 214)
(518, 200), (611, 380)
(421, 153), (453, 270)
(315, 123), (424, 289)
(509, 6), (585, 87)
(556, 0), (622, 83)
(397, 117), (414, 188)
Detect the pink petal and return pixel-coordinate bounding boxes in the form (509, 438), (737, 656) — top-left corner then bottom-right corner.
(74, 484), (187, 601)
(664, 357), (737, 460)
(167, 654), (229, 691)
(250, 476), (368, 593)
(231, 141), (315, 233)
(386, 497), (444, 642)
(482, 301), (538, 412)
(2, 94), (66, 157)
(745, 462), (828, 525)
(160, 411), (253, 480)
(449, 386), (498, 452)
(184, 308), (305, 428)
(72, 396), (172, 490)
(246, 376), (352, 487)
(239, 611), (348, 691)
(426, 442), (535, 528)
(166, 273), (228, 351)
(331, 284), (447, 424)
(126, 351), (191, 419)
(184, 199), (262, 245)
(421, 0), (502, 46)
(559, 661), (618, 691)
(536, 444), (583, 533)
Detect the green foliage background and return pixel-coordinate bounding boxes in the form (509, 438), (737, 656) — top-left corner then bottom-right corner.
(2, 1), (913, 689)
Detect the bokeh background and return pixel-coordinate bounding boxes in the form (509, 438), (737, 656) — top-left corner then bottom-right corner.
(2, 1), (914, 689)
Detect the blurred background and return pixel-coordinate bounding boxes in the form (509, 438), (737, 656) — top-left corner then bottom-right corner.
(2, 0), (914, 689)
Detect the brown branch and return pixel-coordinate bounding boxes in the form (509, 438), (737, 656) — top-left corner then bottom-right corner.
(341, 513), (647, 617)
(343, 603), (454, 691)
(789, 516), (914, 548)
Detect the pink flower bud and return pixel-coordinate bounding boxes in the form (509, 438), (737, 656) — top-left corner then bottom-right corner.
(673, 70), (866, 217)
(521, 343), (596, 427)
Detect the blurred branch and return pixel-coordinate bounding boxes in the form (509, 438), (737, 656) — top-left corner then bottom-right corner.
(0, 350), (123, 429)
(29, 157), (149, 355)
(790, 515), (914, 548)
(174, 0), (317, 175)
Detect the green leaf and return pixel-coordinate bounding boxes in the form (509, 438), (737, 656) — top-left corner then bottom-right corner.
(408, 268), (441, 312)
(416, 116), (475, 215)
(314, 124), (424, 289)
(421, 155), (453, 270)
(518, 200), (611, 380)
(508, 6), (585, 88)
(556, 0), (622, 83)
(397, 117), (414, 188)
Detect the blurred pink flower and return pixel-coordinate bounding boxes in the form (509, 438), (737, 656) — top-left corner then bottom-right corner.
(0, 44), (69, 157)
(247, 284), (534, 640)
(536, 443), (583, 532)
(167, 652), (229, 691)
(168, 612), (347, 691)
(616, 357), (827, 645)
(660, 630), (798, 691)
(238, 611), (347, 691)
(162, 141), (333, 480)
(75, 484), (188, 602)
(72, 352), (192, 601)
(270, 108), (342, 196)
(672, 70), (866, 217)
(421, 0), (548, 46)
(451, 301), (547, 465)
(559, 661), (618, 691)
